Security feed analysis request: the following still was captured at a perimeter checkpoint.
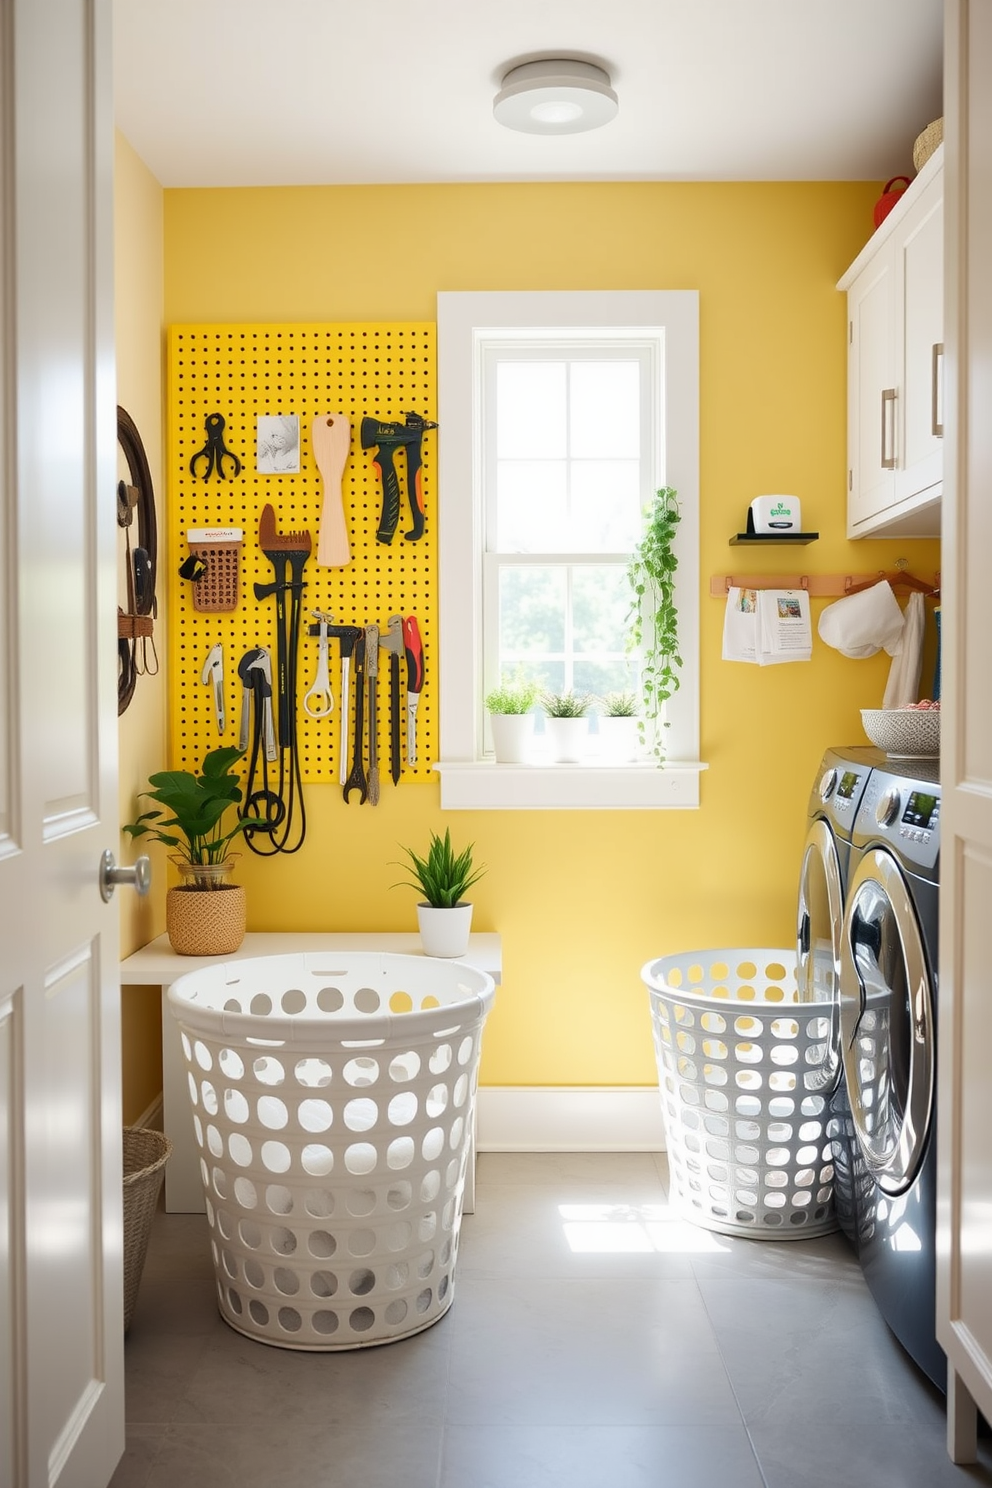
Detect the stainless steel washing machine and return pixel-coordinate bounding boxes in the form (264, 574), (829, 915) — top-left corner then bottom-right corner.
(796, 748), (880, 1214)
(838, 759), (943, 1389)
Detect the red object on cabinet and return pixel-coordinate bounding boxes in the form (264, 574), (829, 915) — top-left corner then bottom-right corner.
(873, 176), (911, 228)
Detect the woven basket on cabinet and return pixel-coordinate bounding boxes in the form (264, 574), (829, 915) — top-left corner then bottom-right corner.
(913, 117), (943, 172)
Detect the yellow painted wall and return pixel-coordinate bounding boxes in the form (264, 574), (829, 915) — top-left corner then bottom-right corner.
(162, 180), (940, 1088)
(115, 132), (166, 1121)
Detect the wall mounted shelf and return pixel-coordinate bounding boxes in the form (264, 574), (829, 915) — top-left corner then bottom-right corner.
(729, 532), (819, 546)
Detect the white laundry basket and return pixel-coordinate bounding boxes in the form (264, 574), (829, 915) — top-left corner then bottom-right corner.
(168, 952), (495, 1350)
(641, 948), (838, 1239)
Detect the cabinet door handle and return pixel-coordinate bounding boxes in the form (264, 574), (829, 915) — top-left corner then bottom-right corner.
(932, 342), (944, 437)
(881, 387), (897, 470)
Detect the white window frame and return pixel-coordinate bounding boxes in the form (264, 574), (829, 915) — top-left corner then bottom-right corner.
(435, 290), (704, 810)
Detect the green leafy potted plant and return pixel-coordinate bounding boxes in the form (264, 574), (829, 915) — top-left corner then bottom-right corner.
(123, 745), (258, 955)
(485, 673), (540, 763)
(541, 690), (594, 763)
(597, 690), (640, 763)
(626, 486), (682, 763)
(393, 828), (488, 957)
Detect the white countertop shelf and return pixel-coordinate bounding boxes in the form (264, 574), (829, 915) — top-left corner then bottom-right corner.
(121, 931), (502, 984)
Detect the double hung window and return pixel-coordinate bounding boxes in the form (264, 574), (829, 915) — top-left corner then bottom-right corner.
(436, 291), (702, 810)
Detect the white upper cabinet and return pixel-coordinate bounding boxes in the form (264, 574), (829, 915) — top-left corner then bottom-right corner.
(839, 146), (943, 538)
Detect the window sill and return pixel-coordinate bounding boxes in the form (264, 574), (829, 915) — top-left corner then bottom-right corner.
(434, 760), (707, 810)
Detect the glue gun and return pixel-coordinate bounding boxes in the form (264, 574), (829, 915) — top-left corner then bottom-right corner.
(360, 411), (438, 544)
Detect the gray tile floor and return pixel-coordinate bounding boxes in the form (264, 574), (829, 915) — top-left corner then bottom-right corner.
(112, 1152), (992, 1488)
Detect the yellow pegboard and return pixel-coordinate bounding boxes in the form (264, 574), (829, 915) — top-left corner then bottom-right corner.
(167, 323), (437, 787)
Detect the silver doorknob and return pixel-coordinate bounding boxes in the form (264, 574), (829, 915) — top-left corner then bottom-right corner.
(99, 850), (152, 903)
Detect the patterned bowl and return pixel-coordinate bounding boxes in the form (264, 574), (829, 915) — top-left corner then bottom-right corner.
(861, 708), (940, 758)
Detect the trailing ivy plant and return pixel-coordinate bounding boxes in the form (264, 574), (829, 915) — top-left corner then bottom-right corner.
(625, 486), (682, 762)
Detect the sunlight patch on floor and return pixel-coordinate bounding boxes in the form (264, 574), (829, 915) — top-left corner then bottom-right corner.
(558, 1203), (730, 1254)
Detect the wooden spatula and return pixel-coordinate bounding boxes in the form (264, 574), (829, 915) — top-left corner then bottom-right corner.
(312, 413), (351, 567)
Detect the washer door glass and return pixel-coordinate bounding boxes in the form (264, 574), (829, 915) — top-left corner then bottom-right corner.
(796, 819), (844, 1090)
(839, 848), (934, 1194)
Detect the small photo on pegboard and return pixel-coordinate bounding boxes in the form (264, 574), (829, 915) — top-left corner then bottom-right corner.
(256, 415), (301, 474)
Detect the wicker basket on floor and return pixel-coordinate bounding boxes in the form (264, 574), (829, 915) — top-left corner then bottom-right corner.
(123, 1126), (172, 1332)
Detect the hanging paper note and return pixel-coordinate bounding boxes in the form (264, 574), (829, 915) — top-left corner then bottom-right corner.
(756, 589), (813, 665)
(722, 587), (759, 663)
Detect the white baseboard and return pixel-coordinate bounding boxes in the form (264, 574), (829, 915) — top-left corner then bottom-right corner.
(475, 1086), (666, 1152)
(129, 1093), (164, 1132)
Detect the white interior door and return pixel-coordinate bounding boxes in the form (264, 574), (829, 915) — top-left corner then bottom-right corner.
(0, 1), (124, 1484)
(938, 0), (992, 1464)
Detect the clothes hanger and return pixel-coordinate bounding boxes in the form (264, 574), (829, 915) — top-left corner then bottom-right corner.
(843, 561), (940, 598)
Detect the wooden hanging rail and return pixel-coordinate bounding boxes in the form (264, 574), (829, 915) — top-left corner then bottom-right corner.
(708, 568), (941, 598)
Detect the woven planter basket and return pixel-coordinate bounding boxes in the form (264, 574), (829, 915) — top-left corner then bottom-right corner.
(913, 117), (943, 172)
(123, 1127), (172, 1331)
(167, 883), (246, 956)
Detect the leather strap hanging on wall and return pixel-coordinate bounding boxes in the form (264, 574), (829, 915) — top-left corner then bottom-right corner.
(117, 405), (159, 714)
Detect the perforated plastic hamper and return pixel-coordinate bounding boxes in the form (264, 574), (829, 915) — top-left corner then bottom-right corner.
(641, 948), (838, 1239)
(168, 952), (495, 1349)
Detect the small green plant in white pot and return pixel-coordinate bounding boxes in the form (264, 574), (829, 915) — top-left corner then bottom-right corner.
(394, 828), (488, 958)
(485, 675), (540, 763)
(597, 691), (640, 763)
(541, 690), (594, 763)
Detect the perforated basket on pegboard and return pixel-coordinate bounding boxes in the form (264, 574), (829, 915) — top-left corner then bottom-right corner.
(168, 951), (495, 1350)
(641, 948), (839, 1239)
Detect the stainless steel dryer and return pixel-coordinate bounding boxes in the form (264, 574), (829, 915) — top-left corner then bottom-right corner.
(838, 759), (943, 1389)
(797, 747), (880, 1235)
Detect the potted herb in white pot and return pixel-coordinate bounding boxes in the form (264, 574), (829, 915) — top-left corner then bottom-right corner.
(596, 691), (640, 763)
(485, 675), (540, 763)
(394, 828), (488, 958)
(541, 690), (593, 763)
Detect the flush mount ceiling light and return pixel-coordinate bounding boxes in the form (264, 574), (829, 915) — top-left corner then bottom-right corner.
(493, 59), (619, 135)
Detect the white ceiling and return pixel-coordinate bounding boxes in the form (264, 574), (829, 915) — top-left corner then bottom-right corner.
(113, 0), (943, 189)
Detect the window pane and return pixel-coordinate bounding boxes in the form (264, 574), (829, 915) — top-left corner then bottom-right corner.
(572, 566), (631, 653)
(570, 361), (640, 458)
(574, 658), (638, 701)
(498, 566), (566, 654)
(496, 363), (566, 458)
(570, 460), (642, 551)
(495, 460), (567, 551)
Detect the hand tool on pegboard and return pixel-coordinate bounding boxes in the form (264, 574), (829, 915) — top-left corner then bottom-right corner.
(403, 615), (424, 765)
(306, 619), (362, 784)
(249, 505), (311, 852)
(200, 643), (225, 734)
(241, 647), (285, 842)
(380, 616), (405, 785)
(343, 631), (368, 804)
(303, 611), (335, 719)
(311, 413), (352, 567)
(364, 624), (380, 806)
(360, 411), (438, 543)
(189, 412), (242, 480)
